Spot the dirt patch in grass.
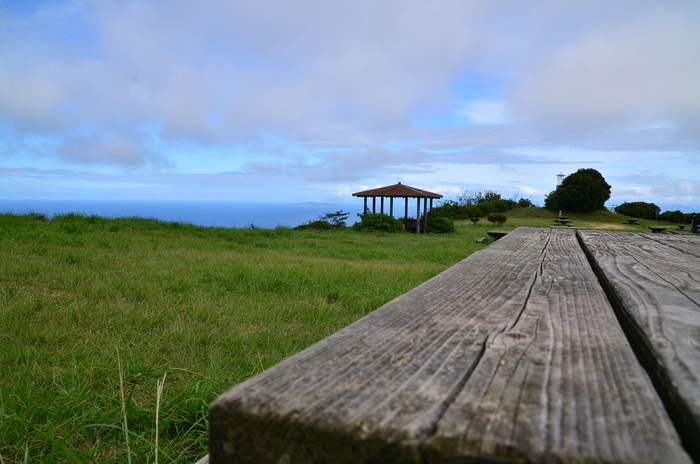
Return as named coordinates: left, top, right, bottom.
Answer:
left=588, top=224, right=629, bottom=230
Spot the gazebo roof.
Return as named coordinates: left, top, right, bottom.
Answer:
left=352, top=182, right=443, bottom=199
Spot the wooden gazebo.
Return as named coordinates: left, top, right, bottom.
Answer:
left=352, top=182, right=443, bottom=233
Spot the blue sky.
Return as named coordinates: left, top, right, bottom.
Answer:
left=1, top=0, right=699, bottom=211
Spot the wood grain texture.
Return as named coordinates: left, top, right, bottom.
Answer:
left=578, top=230, right=700, bottom=459
left=425, top=229, right=689, bottom=464
left=208, top=228, right=691, bottom=464
left=209, top=227, right=549, bottom=464
left=639, top=231, right=700, bottom=259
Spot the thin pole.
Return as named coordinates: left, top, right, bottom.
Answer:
left=364, top=197, right=367, bottom=214
left=423, top=197, right=428, bottom=232
left=372, top=197, right=376, bottom=213
left=381, top=197, right=384, bottom=214
left=416, top=197, right=421, bottom=234
left=404, top=198, right=408, bottom=220
left=390, top=197, right=394, bottom=217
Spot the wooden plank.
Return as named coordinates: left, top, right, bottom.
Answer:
left=425, top=228, right=690, bottom=464
left=578, top=230, right=700, bottom=459
left=639, top=231, right=700, bottom=259
left=208, top=228, right=691, bottom=464
left=209, top=227, right=550, bottom=464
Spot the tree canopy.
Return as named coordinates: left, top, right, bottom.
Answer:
left=544, top=168, right=611, bottom=212
left=616, top=202, right=659, bottom=220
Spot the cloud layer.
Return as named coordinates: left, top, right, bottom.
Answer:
left=1, top=0, right=699, bottom=207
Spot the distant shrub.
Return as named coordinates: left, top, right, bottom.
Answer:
left=295, top=210, right=349, bottom=230
left=518, top=198, right=534, bottom=208
left=616, top=201, right=659, bottom=220
left=658, top=210, right=689, bottom=224
left=295, top=220, right=334, bottom=231
left=431, top=201, right=482, bottom=220
left=427, top=216, right=455, bottom=233
left=353, top=213, right=405, bottom=233
left=470, top=217, right=479, bottom=225
left=318, top=210, right=349, bottom=229
left=487, top=213, right=507, bottom=226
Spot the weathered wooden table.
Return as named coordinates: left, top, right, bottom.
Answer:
left=649, top=226, right=667, bottom=233
left=207, top=228, right=700, bottom=464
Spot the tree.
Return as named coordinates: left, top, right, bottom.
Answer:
left=319, top=210, right=349, bottom=229
left=545, top=168, right=611, bottom=212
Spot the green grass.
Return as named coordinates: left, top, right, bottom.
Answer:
left=0, top=212, right=486, bottom=463
left=0, top=208, right=685, bottom=463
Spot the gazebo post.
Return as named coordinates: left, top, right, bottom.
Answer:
left=404, top=199, right=408, bottom=220
left=416, top=197, right=421, bottom=234
left=423, top=198, right=428, bottom=232
left=381, top=197, right=384, bottom=214
left=364, top=197, right=367, bottom=214
left=372, top=197, right=376, bottom=213
left=390, top=197, right=394, bottom=217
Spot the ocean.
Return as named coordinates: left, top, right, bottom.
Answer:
left=0, top=199, right=370, bottom=229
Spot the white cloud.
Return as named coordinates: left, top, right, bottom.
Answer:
left=0, top=0, right=699, bottom=211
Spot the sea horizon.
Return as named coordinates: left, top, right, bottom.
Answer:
left=0, top=199, right=373, bottom=229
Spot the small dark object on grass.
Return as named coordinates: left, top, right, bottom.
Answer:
left=487, top=213, right=507, bottom=226
left=470, top=217, right=479, bottom=225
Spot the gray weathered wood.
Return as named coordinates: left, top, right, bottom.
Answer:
left=424, top=228, right=690, bottom=464
left=209, top=227, right=549, bottom=463
left=640, top=231, right=700, bottom=259
left=208, top=228, right=691, bottom=464
left=578, top=230, right=700, bottom=458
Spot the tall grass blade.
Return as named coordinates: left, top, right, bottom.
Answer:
left=155, top=372, right=167, bottom=464
left=117, top=348, right=132, bottom=464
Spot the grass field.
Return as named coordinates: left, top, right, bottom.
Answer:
left=0, top=208, right=684, bottom=463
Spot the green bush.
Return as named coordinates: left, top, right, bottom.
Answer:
left=296, top=210, right=349, bottom=230
left=431, top=201, right=482, bottom=220
left=487, top=213, right=507, bottom=226
left=616, top=202, right=659, bottom=220
left=295, top=220, right=334, bottom=230
left=658, top=210, right=689, bottom=224
left=427, top=216, right=455, bottom=233
left=353, top=213, right=405, bottom=233
left=518, top=198, right=534, bottom=208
